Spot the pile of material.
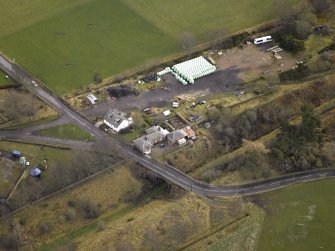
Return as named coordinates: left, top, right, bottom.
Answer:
left=171, top=56, right=216, bottom=85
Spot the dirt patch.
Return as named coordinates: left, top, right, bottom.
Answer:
left=216, top=44, right=297, bottom=82
left=107, top=85, right=139, bottom=98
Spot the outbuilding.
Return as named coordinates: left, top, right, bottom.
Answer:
left=29, top=167, right=41, bottom=177
left=87, top=94, right=98, bottom=105
left=11, top=150, right=21, bottom=158
left=163, top=110, right=171, bottom=116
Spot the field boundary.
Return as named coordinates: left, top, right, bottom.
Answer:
left=178, top=213, right=249, bottom=250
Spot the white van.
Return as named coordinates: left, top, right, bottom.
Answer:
left=254, top=36, right=272, bottom=45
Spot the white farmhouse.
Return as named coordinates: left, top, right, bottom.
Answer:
left=104, top=109, right=133, bottom=132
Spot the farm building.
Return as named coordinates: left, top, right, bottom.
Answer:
left=11, top=150, right=21, bottom=158
left=29, top=167, right=41, bottom=177
left=133, top=126, right=169, bottom=154
left=87, top=94, right=97, bottom=105
left=171, top=56, right=216, bottom=85
left=167, top=126, right=196, bottom=145
left=103, top=109, right=133, bottom=132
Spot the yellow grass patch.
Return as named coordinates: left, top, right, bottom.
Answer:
left=0, top=166, right=142, bottom=248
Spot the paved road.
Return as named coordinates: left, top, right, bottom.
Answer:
left=1, top=54, right=335, bottom=197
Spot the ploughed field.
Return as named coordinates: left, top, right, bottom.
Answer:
left=0, top=0, right=297, bottom=94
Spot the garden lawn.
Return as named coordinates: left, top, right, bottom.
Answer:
left=0, top=0, right=299, bottom=95
left=256, top=179, right=335, bottom=251
left=37, top=124, right=95, bottom=141
left=0, top=141, right=71, bottom=168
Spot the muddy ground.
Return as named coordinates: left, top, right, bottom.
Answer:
left=82, top=67, right=242, bottom=118
left=82, top=43, right=297, bottom=118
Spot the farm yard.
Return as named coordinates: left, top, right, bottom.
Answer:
left=80, top=42, right=298, bottom=119
left=0, top=0, right=298, bottom=95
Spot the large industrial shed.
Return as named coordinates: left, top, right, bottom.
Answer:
left=171, top=56, right=216, bottom=85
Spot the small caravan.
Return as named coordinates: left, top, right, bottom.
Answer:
left=254, top=36, right=272, bottom=45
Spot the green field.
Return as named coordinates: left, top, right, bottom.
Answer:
left=256, top=179, right=335, bottom=251
left=37, top=124, right=95, bottom=141
left=0, top=70, right=13, bottom=86
left=0, top=0, right=298, bottom=94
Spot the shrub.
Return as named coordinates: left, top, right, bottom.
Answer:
left=67, top=200, right=76, bottom=208
left=39, top=220, right=53, bottom=234
left=0, top=233, right=19, bottom=250
left=279, top=64, right=310, bottom=82
left=79, top=199, right=100, bottom=219
left=318, top=42, right=335, bottom=54
left=96, top=220, right=106, bottom=231
left=65, top=208, right=76, bottom=222
left=275, top=34, right=305, bottom=53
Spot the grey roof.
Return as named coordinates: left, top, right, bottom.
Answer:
left=133, top=126, right=168, bottom=153
left=145, top=126, right=169, bottom=135
left=133, top=138, right=153, bottom=154
left=167, top=129, right=187, bottom=143
left=104, top=109, right=129, bottom=128
left=29, top=167, right=41, bottom=177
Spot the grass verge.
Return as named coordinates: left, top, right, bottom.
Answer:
left=37, top=124, right=95, bottom=141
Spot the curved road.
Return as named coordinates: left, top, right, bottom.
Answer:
left=1, top=54, right=335, bottom=197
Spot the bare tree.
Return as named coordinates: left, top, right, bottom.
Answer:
left=3, top=90, right=39, bottom=121
left=180, top=32, right=197, bottom=55
left=206, top=28, right=227, bottom=50
left=295, top=20, right=312, bottom=39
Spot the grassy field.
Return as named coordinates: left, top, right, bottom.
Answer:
left=37, top=124, right=95, bottom=141
left=256, top=179, right=335, bottom=251
left=0, top=70, right=13, bottom=86
left=0, top=164, right=143, bottom=250
left=124, top=0, right=297, bottom=39
left=0, top=0, right=298, bottom=95
left=0, top=0, right=177, bottom=95
left=304, top=34, right=334, bottom=58
left=0, top=141, right=72, bottom=171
